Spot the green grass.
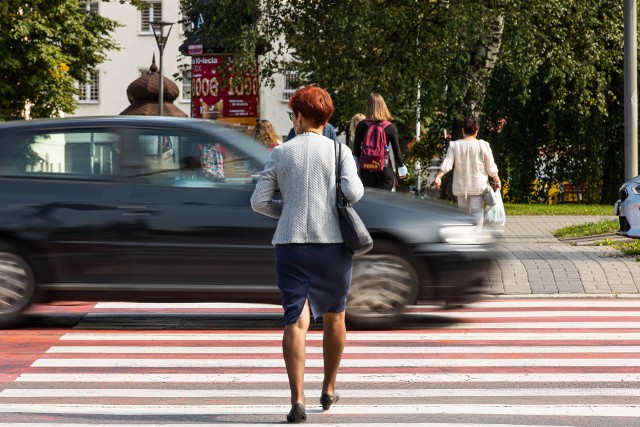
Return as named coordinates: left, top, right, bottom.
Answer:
left=424, top=197, right=615, bottom=216
left=553, top=218, right=640, bottom=261
left=593, top=238, right=640, bottom=260
left=553, top=219, right=619, bottom=238
left=504, top=203, right=614, bottom=216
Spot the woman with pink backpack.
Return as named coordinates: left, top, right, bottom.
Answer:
left=352, top=93, right=408, bottom=190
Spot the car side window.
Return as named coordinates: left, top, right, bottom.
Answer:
left=133, top=130, right=259, bottom=188
left=0, top=130, right=120, bottom=179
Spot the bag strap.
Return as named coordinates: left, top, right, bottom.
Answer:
left=334, top=141, right=342, bottom=194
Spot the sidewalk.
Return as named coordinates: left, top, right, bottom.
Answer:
left=487, top=215, right=640, bottom=296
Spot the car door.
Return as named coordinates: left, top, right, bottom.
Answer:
left=0, top=126, right=133, bottom=284
left=112, top=126, right=278, bottom=294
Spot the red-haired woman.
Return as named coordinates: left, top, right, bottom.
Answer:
left=251, top=86, right=364, bottom=423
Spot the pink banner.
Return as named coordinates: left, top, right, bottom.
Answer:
left=191, top=55, right=259, bottom=125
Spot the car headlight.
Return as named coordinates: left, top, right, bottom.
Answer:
left=633, top=184, right=640, bottom=195
left=439, top=225, right=492, bottom=245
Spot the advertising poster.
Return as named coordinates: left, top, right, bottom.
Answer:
left=190, top=55, right=259, bottom=126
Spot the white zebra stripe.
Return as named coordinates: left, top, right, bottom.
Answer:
left=0, top=424, right=575, bottom=427
left=470, top=301, right=640, bottom=308
left=2, top=388, right=640, bottom=398
left=93, top=302, right=281, bottom=309
left=76, top=320, right=640, bottom=329
left=30, top=358, right=640, bottom=368
left=58, top=332, right=640, bottom=341
left=0, top=403, right=638, bottom=417
left=92, top=300, right=640, bottom=308
left=15, top=373, right=640, bottom=383
left=44, top=345, right=640, bottom=354
left=410, top=311, right=640, bottom=318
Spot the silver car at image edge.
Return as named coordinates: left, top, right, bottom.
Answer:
left=616, top=175, right=640, bottom=238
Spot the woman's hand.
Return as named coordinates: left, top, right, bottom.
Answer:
left=492, top=177, right=501, bottom=190
left=434, top=176, right=442, bottom=189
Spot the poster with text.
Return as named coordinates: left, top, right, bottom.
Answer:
left=191, top=55, right=259, bottom=126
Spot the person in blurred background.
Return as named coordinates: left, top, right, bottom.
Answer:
left=251, top=85, right=364, bottom=423
left=434, top=117, right=501, bottom=228
left=347, top=113, right=365, bottom=152
left=352, top=93, right=407, bottom=190
left=254, top=119, right=282, bottom=151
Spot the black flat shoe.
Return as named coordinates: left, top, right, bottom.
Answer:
left=320, top=392, right=339, bottom=410
left=286, top=403, right=307, bottom=423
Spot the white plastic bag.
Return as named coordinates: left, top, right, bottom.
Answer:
left=484, top=189, right=506, bottom=226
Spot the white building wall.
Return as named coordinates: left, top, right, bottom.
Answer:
left=260, top=72, right=292, bottom=140
left=69, top=0, right=291, bottom=141
left=71, top=0, right=190, bottom=117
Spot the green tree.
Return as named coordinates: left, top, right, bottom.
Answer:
left=178, top=0, right=264, bottom=85
left=482, top=0, right=625, bottom=203
left=0, top=0, right=120, bottom=120
left=183, top=0, right=629, bottom=202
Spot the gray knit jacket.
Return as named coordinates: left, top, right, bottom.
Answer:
left=250, top=132, right=364, bottom=245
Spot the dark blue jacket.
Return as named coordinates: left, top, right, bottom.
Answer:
left=286, top=123, right=339, bottom=143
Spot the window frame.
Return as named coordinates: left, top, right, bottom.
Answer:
left=77, top=70, right=100, bottom=103
left=180, top=69, right=192, bottom=103
left=139, top=1, right=163, bottom=35
left=282, top=71, right=299, bottom=102
left=79, top=1, right=99, bottom=13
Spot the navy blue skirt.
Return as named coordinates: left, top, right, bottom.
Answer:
left=275, top=243, right=353, bottom=325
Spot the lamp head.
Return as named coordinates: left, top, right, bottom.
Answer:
left=151, top=20, right=175, bottom=51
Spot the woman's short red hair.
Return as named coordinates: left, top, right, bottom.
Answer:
left=288, top=85, right=334, bottom=128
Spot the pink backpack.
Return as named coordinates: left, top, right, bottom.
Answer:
left=359, top=120, right=390, bottom=172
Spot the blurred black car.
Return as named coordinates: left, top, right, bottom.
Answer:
left=0, top=116, right=493, bottom=328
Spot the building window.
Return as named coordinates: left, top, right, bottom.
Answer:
left=78, top=71, right=99, bottom=103
left=181, top=70, right=192, bottom=102
left=140, top=1, right=163, bottom=34
left=282, top=71, right=298, bottom=102
left=79, top=1, right=98, bottom=13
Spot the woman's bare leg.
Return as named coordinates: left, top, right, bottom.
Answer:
left=282, top=300, right=311, bottom=405
left=321, top=311, right=346, bottom=395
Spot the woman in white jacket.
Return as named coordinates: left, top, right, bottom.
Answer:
left=251, top=86, right=363, bottom=423
left=434, top=118, right=501, bottom=228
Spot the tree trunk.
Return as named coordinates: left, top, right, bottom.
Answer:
left=464, top=14, right=505, bottom=118
left=443, top=14, right=504, bottom=201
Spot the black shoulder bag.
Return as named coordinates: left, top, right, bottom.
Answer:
left=335, top=142, right=373, bottom=256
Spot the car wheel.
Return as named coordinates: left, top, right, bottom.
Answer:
left=0, top=243, right=35, bottom=328
left=346, top=240, right=419, bottom=328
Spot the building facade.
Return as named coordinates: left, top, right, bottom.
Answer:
left=70, top=0, right=293, bottom=140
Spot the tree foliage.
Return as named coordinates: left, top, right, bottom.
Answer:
left=183, top=0, right=628, bottom=202
left=482, top=0, right=625, bottom=203
left=0, top=0, right=122, bottom=120
left=177, top=0, right=265, bottom=87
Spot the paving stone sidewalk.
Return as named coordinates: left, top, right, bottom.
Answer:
left=486, top=215, right=640, bottom=296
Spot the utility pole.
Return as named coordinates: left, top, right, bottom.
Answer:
left=624, top=0, right=638, bottom=180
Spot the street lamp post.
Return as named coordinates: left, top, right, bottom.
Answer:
left=151, top=20, right=174, bottom=117
left=624, top=0, right=638, bottom=180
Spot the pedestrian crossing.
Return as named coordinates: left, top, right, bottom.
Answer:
left=1, top=298, right=640, bottom=425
